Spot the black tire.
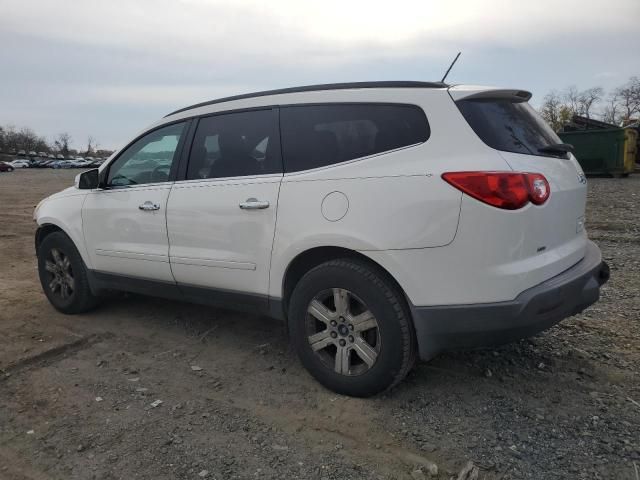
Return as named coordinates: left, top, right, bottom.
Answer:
left=37, top=231, right=98, bottom=314
left=289, top=258, right=416, bottom=397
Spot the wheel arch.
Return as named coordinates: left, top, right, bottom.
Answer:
left=279, top=246, right=411, bottom=322
left=35, top=222, right=90, bottom=268
left=35, top=223, right=65, bottom=252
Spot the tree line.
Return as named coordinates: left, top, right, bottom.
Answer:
left=0, top=126, right=110, bottom=157
left=539, top=76, right=640, bottom=132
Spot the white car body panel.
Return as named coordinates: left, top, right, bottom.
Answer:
left=34, top=188, right=92, bottom=267
left=82, top=183, right=174, bottom=282
left=166, top=175, right=282, bottom=295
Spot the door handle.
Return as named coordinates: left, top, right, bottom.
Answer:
left=139, top=201, right=160, bottom=211
left=239, top=198, right=270, bottom=210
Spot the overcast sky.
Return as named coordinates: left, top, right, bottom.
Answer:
left=1, top=0, right=638, bottom=150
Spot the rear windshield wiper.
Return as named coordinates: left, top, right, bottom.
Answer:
left=538, top=143, right=574, bottom=155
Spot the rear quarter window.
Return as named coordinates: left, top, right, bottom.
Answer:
left=280, top=104, right=429, bottom=173
left=457, top=99, right=565, bottom=158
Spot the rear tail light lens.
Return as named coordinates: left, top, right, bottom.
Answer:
left=526, top=173, right=550, bottom=205
left=442, top=171, right=550, bottom=210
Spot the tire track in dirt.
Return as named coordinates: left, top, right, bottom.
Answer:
left=1, top=333, right=113, bottom=380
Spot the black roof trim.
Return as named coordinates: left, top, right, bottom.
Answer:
left=165, top=81, right=448, bottom=117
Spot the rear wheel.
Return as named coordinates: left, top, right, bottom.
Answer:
left=37, top=231, right=98, bottom=314
left=289, top=258, right=415, bottom=397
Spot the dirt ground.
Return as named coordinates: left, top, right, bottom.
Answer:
left=0, top=169, right=638, bottom=480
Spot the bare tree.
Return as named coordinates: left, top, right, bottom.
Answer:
left=3, top=125, right=18, bottom=151
left=578, top=87, right=604, bottom=120
left=601, top=89, right=621, bottom=125
left=615, top=76, right=640, bottom=123
left=54, top=133, right=72, bottom=157
left=563, top=85, right=582, bottom=116
left=14, top=127, right=40, bottom=152
left=540, top=91, right=566, bottom=131
left=85, top=136, right=98, bottom=156
left=539, top=91, right=574, bottom=132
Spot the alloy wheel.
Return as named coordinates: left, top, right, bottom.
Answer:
left=44, top=248, right=75, bottom=300
left=306, top=288, right=381, bottom=376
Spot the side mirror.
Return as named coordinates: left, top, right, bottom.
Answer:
left=75, top=169, right=100, bottom=189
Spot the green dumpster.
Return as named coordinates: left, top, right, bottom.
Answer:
left=559, top=128, right=636, bottom=177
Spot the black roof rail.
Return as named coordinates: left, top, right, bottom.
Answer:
left=165, top=81, right=448, bottom=117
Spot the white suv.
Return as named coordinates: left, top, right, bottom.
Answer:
left=34, top=81, right=609, bottom=397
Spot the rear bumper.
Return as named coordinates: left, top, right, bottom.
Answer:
left=411, top=241, right=609, bottom=360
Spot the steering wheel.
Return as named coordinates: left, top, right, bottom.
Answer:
left=150, top=165, right=170, bottom=183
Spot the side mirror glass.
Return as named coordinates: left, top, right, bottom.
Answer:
left=75, top=169, right=100, bottom=189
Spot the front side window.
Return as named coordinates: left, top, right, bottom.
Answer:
left=456, top=99, right=565, bottom=158
left=186, top=109, right=281, bottom=180
left=107, top=122, right=186, bottom=186
left=280, top=104, right=430, bottom=173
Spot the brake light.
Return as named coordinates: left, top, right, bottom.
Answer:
left=526, top=173, right=550, bottom=205
left=442, top=172, right=550, bottom=210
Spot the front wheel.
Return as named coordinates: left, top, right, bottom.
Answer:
left=37, top=231, right=98, bottom=314
left=289, top=258, right=416, bottom=397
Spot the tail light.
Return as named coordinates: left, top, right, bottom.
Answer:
left=442, top=171, right=550, bottom=210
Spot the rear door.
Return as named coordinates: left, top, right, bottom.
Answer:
left=166, top=108, right=282, bottom=301
left=452, top=90, right=588, bottom=260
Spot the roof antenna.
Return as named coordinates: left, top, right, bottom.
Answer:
left=441, top=52, right=461, bottom=83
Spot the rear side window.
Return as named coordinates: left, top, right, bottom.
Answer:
left=457, top=99, right=565, bottom=158
left=280, top=104, right=429, bottom=173
left=186, top=109, right=281, bottom=180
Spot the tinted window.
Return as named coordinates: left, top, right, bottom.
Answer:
left=107, top=122, right=185, bottom=186
left=457, top=99, right=565, bottom=158
left=186, top=109, right=280, bottom=180
left=280, top=104, right=429, bottom=172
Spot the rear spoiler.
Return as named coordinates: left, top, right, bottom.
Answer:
left=448, top=86, right=532, bottom=103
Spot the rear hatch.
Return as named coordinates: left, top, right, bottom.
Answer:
left=449, top=86, right=588, bottom=279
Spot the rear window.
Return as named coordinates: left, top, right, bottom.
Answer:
left=456, top=99, right=565, bottom=158
left=280, top=104, right=429, bottom=173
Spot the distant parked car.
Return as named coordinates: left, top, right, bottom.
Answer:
left=17, top=150, right=26, bottom=157
left=28, top=151, right=37, bottom=157
left=56, top=154, right=65, bottom=160
left=35, top=159, right=55, bottom=168
left=0, top=161, right=14, bottom=172
left=10, top=159, right=30, bottom=168
left=38, top=151, right=47, bottom=158
left=48, top=154, right=56, bottom=159
left=51, top=160, right=73, bottom=169
left=69, top=159, right=91, bottom=168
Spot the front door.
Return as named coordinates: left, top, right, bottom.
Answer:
left=166, top=108, right=282, bottom=299
left=83, top=122, right=187, bottom=282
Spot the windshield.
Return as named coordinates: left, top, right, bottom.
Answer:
left=456, top=98, right=565, bottom=158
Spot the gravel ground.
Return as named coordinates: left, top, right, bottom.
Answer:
left=0, top=169, right=638, bottom=480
